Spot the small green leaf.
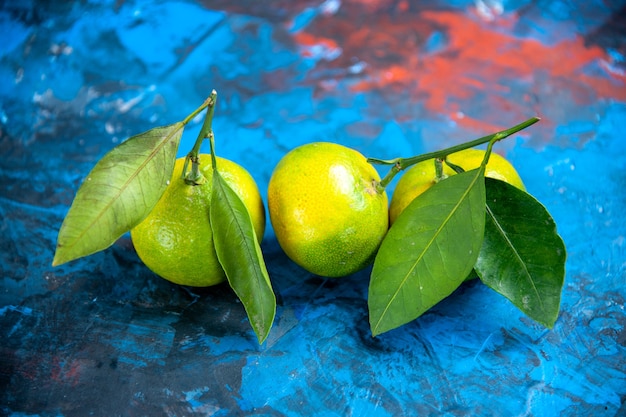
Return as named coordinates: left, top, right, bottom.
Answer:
left=210, top=170, right=276, bottom=344
left=369, top=169, right=486, bottom=336
left=53, top=123, right=184, bottom=266
left=475, top=178, right=566, bottom=328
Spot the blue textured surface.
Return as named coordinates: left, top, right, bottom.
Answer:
left=1, top=1, right=625, bottom=416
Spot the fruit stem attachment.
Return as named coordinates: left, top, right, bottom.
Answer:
left=434, top=158, right=447, bottom=182
left=183, top=90, right=218, bottom=185
left=482, top=135, right=498, bottom=167
left=370, top=116, right=540, bottom=193
left=208, top=129, right=218, bottom=171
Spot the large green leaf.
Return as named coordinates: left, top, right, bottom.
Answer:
left=53, top=123, right=184, bottom=266
left=475, top=178, right=566, bottom=328
left=369, top=169, right=486, bottom=336
left=210, top=170, right=276, bottom=344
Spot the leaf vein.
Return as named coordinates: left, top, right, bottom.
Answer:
left=62, top=125, right=182, bottom=254
left=486, top=203, right=544, bottom=310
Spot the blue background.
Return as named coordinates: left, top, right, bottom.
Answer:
left=1, top=0, right=625, bottom=416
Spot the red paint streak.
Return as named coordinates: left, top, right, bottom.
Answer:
left=17, top=356, right=42, bottom=381
left=580, top=71, right=626, bottom=100
left=355, top=11, right=623, bottom=102
left=380, top=65, right=413, bottom=84
left=345, top=0, right=395, bottom=11
left=397, top=0, right=409, bottom=13
left=292, top=8, right=625, bottom=140
left=292, top=32, right=340, bottom=59
left=450, top=113, right=508, bottom=135
left=50, top=355, right=84, bottom=387
left=50, top=356, right=63, bottom=382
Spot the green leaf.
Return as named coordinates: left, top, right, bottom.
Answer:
left=53, top=123, right=184, bottom=266
left=475, top=178, right=566, bottom=328
left=369, top=169, right=486, bottom=336
left=210, top=170, right=276, bottom=344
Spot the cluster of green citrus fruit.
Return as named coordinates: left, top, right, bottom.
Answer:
left=131, top=143, right=524, bottom=285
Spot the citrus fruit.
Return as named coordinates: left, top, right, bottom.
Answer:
left=131, top=155, right=265, bottom=287
left=268, top=142, right=388, bottom=277
left=389, top=148, right=525, bottom=224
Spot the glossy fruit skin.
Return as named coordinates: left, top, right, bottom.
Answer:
left=268, top=142, right=388, bottom=278
left=131, top=155, right=265, bottom=287
left=389, top=148, right=525, bottom=224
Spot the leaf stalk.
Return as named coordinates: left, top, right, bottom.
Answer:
left=183, top=90, right=218, bottom=184
left=370, top=116, right=540, bottom=191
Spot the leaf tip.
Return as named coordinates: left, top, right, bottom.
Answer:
left=369, top=316, right=385, bottom=338
left=251, top=310, right=275, bottom=345
left=51, top=248, right=65, bottom=267
left=256, top=330, right=271, bottom=345
left=541, top=315, right=558, bottom=330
